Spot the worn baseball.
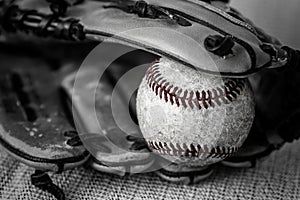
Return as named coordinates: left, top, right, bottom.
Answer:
left=136, top=58, right=255, bottom=166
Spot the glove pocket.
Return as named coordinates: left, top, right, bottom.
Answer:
left=0, top=55, right=89, bottom=173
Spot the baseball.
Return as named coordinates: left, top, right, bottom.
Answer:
left=136, top=58, right=255, bottom=166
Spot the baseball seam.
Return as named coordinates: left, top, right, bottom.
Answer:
left=146, top=61, right=246, bottom=110
left=147, top=141, right=238, bottom=159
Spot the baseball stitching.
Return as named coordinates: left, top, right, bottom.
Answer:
left=147, top=141, right=238, bottom=159
left=146, top=61, right=246, bottom=110
left=143, top=60, right=245, bottom=159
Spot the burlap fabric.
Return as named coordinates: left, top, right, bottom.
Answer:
left=0, top=140, right=299, bottom=200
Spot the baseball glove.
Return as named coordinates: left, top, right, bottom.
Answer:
left=0, top=42, right=90, bottom=200
left=0, top=0, right=300, bottom=199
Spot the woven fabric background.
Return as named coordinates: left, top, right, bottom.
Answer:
left=0, top=141, right=299, bottom=200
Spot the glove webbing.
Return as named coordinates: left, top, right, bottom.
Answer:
left=0, top=4, right=85, bottom=41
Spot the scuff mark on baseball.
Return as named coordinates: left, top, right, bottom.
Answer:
left=136, top=58, right=255, bottom=167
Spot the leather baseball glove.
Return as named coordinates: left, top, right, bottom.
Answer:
left=0, top=0, right=300, bottom=199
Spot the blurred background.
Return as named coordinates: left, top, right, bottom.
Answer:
left=231, top=0, right=300, bottom=49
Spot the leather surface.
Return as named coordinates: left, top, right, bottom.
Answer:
left=14, top=0, right=280, bottom=77
left=61, top=47, right=158, bottom=175
left=0, top=48, right=89, bottom=172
